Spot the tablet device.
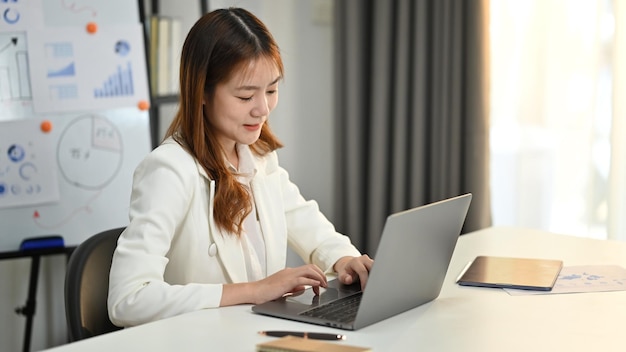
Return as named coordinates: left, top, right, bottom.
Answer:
left=456, top=256, right=563, bottom=291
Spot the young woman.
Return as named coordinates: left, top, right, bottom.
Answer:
left=107, top=7, right=373, bottom=327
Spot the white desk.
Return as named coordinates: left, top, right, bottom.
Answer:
left=45, top=227, right=626, bottom=352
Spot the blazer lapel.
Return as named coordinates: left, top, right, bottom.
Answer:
left=206, top=179, right=248, bottom=283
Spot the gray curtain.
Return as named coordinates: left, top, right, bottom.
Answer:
left=334, top=0, right=491, bottom=254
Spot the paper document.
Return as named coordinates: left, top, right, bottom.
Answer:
left=505, top=265, right=626, bottom=296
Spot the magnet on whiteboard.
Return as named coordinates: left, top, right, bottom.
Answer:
left=138, top=100, right=150, bottom=111
left=40, top=120, right=52, bottom=133
left=86, top=22, right=98, bottom=34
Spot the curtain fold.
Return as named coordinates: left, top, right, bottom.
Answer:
left=334, top=0, right=491, bottom=254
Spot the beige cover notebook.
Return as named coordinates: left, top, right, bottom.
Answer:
left=256, top=336, right=371, bottom=352
left=456, top=256, right=563, bottom=291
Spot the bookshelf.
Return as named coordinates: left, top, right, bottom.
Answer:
left=138, top=0, right=207, bottom=148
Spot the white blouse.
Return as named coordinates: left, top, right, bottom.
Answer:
left=231, top=144, right=266, bottom=281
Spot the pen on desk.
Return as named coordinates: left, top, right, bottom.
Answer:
left=258, top=330, right=346, bottom=341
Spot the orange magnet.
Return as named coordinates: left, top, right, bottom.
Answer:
left=86, top=22, right=98, bottom=34
left=40, top=120, right=52, bottom=133
left=138, top=100, right=150, bottom=111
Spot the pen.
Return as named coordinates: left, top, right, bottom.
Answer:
left=258, top=330, right=347, bottom=341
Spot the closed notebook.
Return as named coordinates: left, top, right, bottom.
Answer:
left=256, top=336, right=371, bottom=352
left=456, top=256, right=563, bottom=291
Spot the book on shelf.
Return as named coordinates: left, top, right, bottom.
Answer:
left=148, top=15, right=159, bottom=95
left=148, top=15, right=182, bottom=97
left=156, top=15, right=170, bottom=96
left=169, top=18, right=181, bottom=94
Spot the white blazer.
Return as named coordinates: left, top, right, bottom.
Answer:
left=108, top=138, right=361, bottom=327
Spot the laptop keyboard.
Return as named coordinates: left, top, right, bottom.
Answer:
left=299, top=292, right=362, bottom=323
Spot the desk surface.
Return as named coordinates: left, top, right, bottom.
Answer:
left=45, top=227, right=626, bottom=352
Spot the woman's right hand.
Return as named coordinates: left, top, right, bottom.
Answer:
left=220, top=264, right=328, bottom=306
left=220, top=264, right=328, bottom=307
left=252, top=264, right=328, bottom=304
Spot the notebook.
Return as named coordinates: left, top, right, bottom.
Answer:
left=251, top=193, right=472, bottom=330
left=256, top=336, right=371, bottom=352
left=456, top=255, right=563, bottom=291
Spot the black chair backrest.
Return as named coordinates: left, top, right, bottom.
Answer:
left=65, top=227, right=125, bottom=341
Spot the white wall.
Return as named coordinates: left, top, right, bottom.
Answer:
left=160, top=0, right=337, bottom=218
left=0, top=1, right=336, bottom=350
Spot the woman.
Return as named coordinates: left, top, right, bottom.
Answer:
left=107, top=7, right=373, bottom=327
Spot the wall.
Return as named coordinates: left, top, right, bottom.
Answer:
left=157, top=0, right=336, bottom=219
left=0, top=0, right=336, bottom=350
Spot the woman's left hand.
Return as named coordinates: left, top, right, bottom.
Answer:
left=333, top=255, right=374, bottom=290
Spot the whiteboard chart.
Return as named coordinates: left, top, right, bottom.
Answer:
left=0, top=0, right=151, bottom=251
left=41, top=0, right=139, bottom=27
left=93, top=62, right=135, bottom=98
left=27, top=23, right=149, bottom=113
left=57, top=114, right=123, bottom=190
left=0, top=32, right=30, bottom=101
left=0, top=119, right=59, bottom=209
left=0, top=109, right=150, bottom=251
left=0, top=0, right=45, bottom=32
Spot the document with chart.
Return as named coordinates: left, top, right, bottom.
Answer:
left=505, top=265, right=626, bottom=295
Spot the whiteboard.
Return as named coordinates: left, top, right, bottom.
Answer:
left=0, top=0, right=151, bottom=251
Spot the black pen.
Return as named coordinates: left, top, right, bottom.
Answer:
left=259, top=330, right=346, bottom=340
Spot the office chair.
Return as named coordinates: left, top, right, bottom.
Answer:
left=65, top=227, right=125, bottom=341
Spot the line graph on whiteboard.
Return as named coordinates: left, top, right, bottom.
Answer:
left=60, top=0, right=97, bottom=18
left=42, top=0, right=138, bottom=27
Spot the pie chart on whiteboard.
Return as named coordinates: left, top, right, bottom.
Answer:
left=57, top=115, right=123, bottom=190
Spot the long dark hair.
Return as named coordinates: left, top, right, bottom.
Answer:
left=164, top=8, right=284, bottom=236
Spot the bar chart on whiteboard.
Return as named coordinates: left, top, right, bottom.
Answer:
left=0, top=32, right=31, bottom=100
left=94, top=62, right=135, bottom=98
left=27, top=23, right=149, bottom=113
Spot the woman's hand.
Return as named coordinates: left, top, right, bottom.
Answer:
left=333, top=255, right=374, bottom=290
left=249, top=264, right=328, bottom=305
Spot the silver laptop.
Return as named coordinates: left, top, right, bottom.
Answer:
left=251, top=193, right=472, bottom=330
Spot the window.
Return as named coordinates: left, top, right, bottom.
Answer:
left=489, top=0, right=624, bottom=240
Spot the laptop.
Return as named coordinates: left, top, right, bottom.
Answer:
left=456, top=255, right=563, bottom=291
left=251, top=193, right=472, bottom=330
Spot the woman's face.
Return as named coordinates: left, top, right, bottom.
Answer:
left=205, top=58, right=281, bottom=152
